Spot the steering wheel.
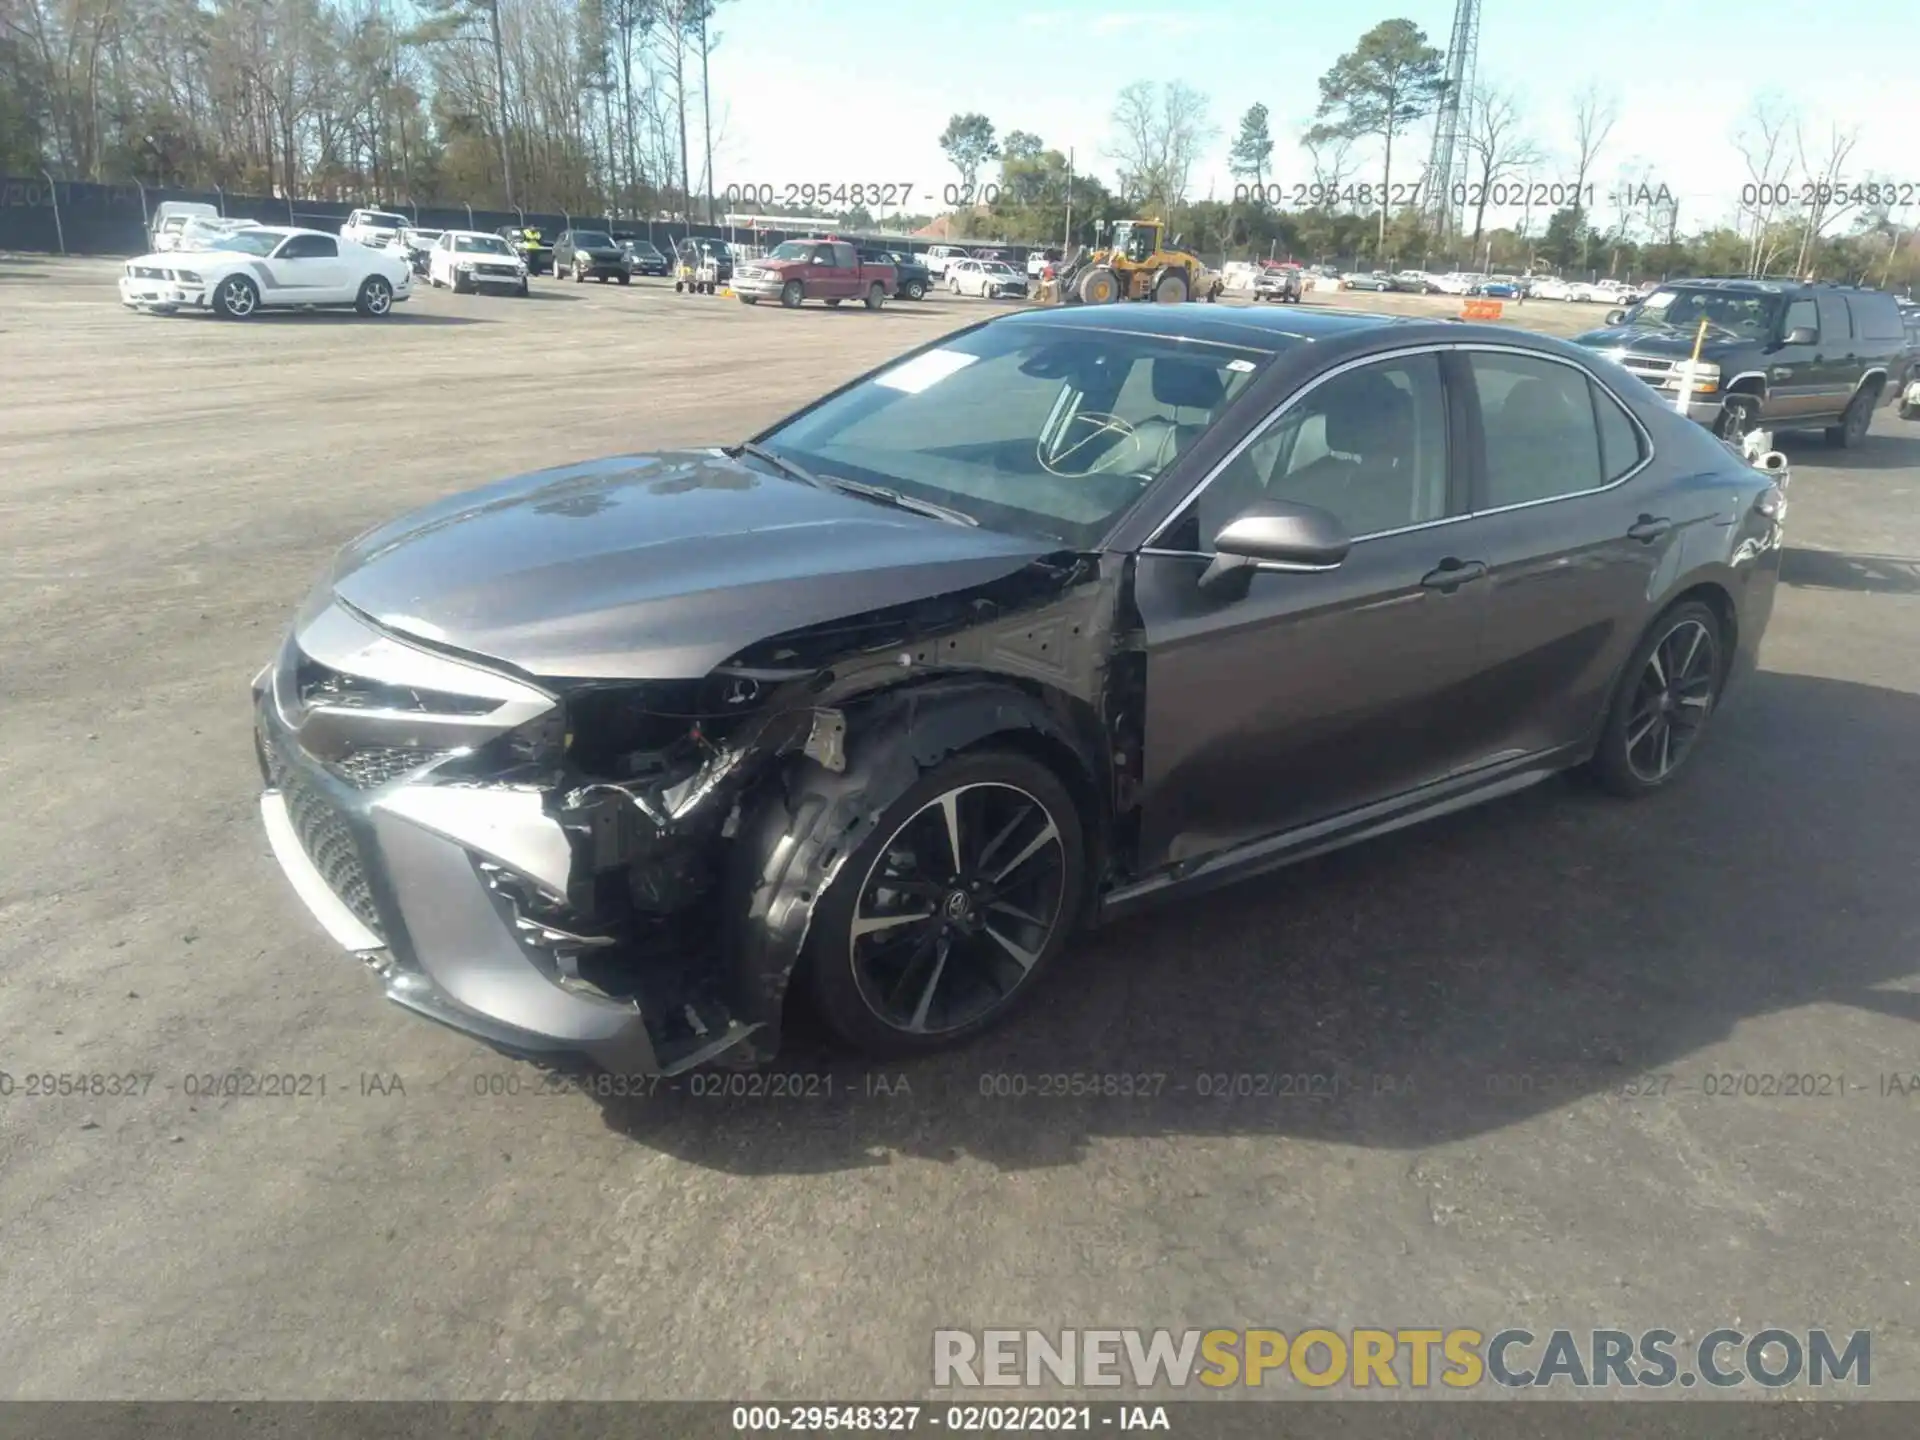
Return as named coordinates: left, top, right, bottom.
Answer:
left=1039, top=411, right=1141, bottom=477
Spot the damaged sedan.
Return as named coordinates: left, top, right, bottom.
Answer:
left=253, top=305, right=1786, bottom=1074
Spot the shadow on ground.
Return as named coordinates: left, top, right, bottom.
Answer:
left=583, top=669, right=1920, bottom=1173
left=1781, top=548, right=1920, bottom=595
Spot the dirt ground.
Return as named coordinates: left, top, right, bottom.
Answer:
left=2, top=255, right=1918, bottom=1404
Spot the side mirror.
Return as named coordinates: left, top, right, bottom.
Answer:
left=1199, top=499, right=1351, bottom=596
left=1604, top=308, right=1626, bottom=326
left=1783, top=325, right=1817, bottom=346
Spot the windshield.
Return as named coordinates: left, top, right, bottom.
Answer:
left=206, top=231, right=282, bottom=256
left=982, top=263, right=1017, bottom=276
left=754, top=321, right=1277, bottom=547
left=768, top=241, right=814, bottom=261
left=1625, top=287, right=1780, bottom=338
left=456, top=235, right=514, bottom=255
left=359, top=213, right=406, bottom=229
left=573, top=231, right=614, bottom=248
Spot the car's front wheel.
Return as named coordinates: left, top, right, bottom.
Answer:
left=355, top=275, right=394, bottom=317
left=1588, top=601, right=1724, bottom=797
left=806, top=750, right=1086, bottom=1057
left=780, top=280, right=803, bottom=308
left=211, top=274, right=259, bottom=319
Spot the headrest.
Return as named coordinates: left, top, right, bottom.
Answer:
left=1151, top=358, right=1226, bottom=412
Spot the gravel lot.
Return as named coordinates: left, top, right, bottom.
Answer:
left=2, top=255, right=1917, bottom=1402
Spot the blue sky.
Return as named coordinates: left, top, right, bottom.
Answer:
left=704, top=0, right=1911, bottom=231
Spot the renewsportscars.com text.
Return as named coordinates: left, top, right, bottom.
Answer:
left=933, top=1327, right=1871, bottom=1390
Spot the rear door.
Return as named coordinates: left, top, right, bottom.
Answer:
left=1811, top=292, right=1857, bottom=420
left=1450, top=346, right=1692, bottom=761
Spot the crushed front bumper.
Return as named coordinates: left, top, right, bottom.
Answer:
left=251, top=601, right=760, bottom=1075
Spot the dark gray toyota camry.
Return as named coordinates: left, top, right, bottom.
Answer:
left=253, top=303, right=1787, bottom=1074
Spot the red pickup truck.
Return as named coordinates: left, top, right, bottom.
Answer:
left=734, top=239, right=897, bottom=309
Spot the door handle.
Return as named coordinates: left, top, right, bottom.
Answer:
left=1627, top=514, right=1672, bottom=543
left=1420, top=558, right=1487, bottom=591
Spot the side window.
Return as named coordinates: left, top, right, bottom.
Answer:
left=1469, top=351, right=1605, bottom=508
left=1816, top=294, right=1851, bottom=345
left=833, top=243, right=855, bottom=267
left=1848, top=294, right=1903, bottom=343
left=1783, top=297, right=1818, bottom=340
left=279, top=234, right=337, bottom=260
left=1592, top=380, right=1644, bottom=483
left=1163, top=352, right=1449, bottom=551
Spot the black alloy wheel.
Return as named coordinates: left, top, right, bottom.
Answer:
left=1590, top=602, right=1723, bottom=796
left=809, top=752, right=1084, bottom=1056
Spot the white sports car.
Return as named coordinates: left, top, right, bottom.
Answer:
left=118, top=225, right=413, bottom=318
left=425, top=230, right=530, bottom=295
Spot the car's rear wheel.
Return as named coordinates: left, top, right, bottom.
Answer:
left=211, top=274, right=259, bottom=319
left=807, top=750, right=1086, bottom=1058
left=1826, top=387, right=1875, bottom=447
left=355, top=275, right=394, bottom=317
left=617, top=272, right=630, bottom=285
left=865, top=283, right=886, bottom=310
left=780, top=280, right=803, bottom=308
left=1588, top=601, right=1724, bottom=797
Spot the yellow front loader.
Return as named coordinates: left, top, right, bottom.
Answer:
left=1033, top=220, right=1222, bottom=306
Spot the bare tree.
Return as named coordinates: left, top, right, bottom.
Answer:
left=1732, top=94, right=1795, bottom=277
left=1567, top=84, right=1617, bottom=268
left=1303, top=129, right=1357, bottom=202
left=1458, top=85, right=1539, bottom=247
left=1791, top=119, right=1860, bottom=278
left=1104, top=78, right=1214, bottom=210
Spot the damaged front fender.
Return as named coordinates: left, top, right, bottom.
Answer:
left=718, top=679, right=1106, bottom=1046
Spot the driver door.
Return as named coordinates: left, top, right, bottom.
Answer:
left=1131, top=349, right=1498, bottom=870
left=270, top=233, right=349, bottom=302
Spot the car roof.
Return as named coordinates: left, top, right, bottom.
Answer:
left=996, top=302, right=1426, bottom=350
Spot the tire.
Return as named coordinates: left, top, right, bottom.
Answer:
left=354, top=275, right=394, bottom=317
left=780, top=280, right=804, bottom=308
left=1587, top=601, right=1725, bottom=797
left=949, top=278, right=961, bottom=294
left=865, top=283, right=886, bottom=310
left=805, top=749, right=1087, bottom=1058
left=597, top=273, right=608, bottom=283
left=574, top=265, right=585, bottom=284
left=451, top=270, right=469, bottom=295
left=618, top=272, right=630, bottom=285
left=1825, top=386, right=1875, bottom=448
left=740, top=295, right=759, bottom=305
left=1076, top=267, right=1120, bottom=305
left=516, top=281, right=529, bottom=297
left=210, top=273, right=260, bottom=319
left=906, top=279, right=926, bottom=300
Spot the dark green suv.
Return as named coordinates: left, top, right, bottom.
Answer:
left=1573, top=278, right=1906, bottom=446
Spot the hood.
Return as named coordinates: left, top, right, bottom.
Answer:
left=581, top=246, right=625, bottom=259
left=328, top=450, right=1056, bottom=681
left=1573, top=325, right=1746, bottom=359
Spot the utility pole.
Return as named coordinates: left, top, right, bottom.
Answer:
left=1063, top=147, right=1074, bottom=251
left=700, top=3, right=716, bottom=224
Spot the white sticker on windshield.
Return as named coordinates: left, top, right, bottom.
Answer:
left=1226, top=358, right=1257, bottom=372
left=874, top=348, right=979, bottom=394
